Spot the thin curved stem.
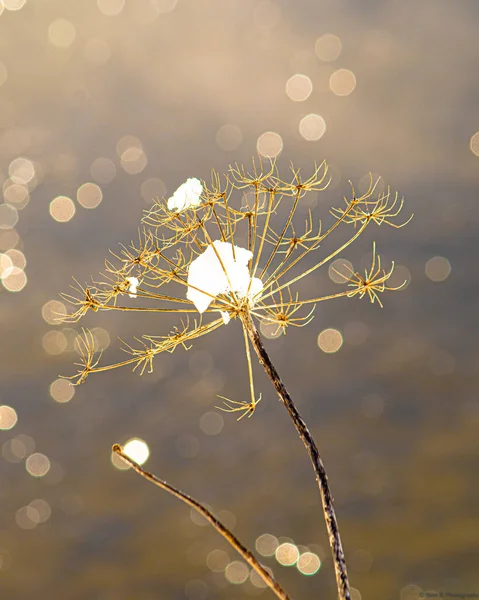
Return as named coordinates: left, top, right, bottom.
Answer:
left=112, top=445, right=292, bottom=600
left=240, top=313, right=351, bottom=600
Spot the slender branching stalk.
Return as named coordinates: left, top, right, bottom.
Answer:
left=112, top=444, right=292, bottom=600
left=63, top=158, right=411, bottom=600
left=241, top=311, right=350, bottom=600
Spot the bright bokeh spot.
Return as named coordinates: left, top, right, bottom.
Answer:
left=90, top=157, right=116, bottom=184
left=257, top=131, right=283, bottom=158
left=299, top=114, right=326, bottom=141
left=97, top=0, right=125, bottom=16
left=297, top=551, right=321, bottom=575
left=26, top=453, right=51, bottom=477
left=225, top=561, right=249, bottom=584
left=260, top=321, right=282, bottom=339
left=0, top=203, right=19, bottom=229
left=256, top=533, right=279, bottom=557
left=329, top=258, right=353, bottom=283
left=199, top=411, right=224, bottom=435
left=470, top=131, right=479, bottom=157
left=5, top=249, right=26, bottom=269
left=116, top=134, right=142, bottom=156
left=216, top=124, right=243, bottom=151
left=0, top=405, right=18, bottom=430
left=42, top=330, right=68, bottom=355
left=0, top=253, right=13, bottom=279
left=315, top=33, right=342, bottom=61
left=2, top=267, right=27, bottom=292
left=123, top=438, right=150, bottom=465
left=4, top=182, right=29, bottom=209
left=42, top=300, right=67, bottom=324
left=77, top=182, right=103, bottom=209
left=9, top=157, right=35, bottom=184
left=250, top=569, right=269, bottom=588
left=285, top=74, right=313, bottom=102
left=330, top=69, right=357, bottom=96
left=49, top=196, right=75, bottom=222
left=317, top=328, right=343, bottom=353
left=48, top=19, right=76, bottom=49
left=275, top=542, right=299, bottom=566
left=49, top=378, right=75, bottom=403
left=2, top=0, right=27, bottom=11
left=425, top=256, right=451, bottom=282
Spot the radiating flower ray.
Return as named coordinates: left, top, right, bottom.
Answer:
left=63, top=158, right=410, bottom=391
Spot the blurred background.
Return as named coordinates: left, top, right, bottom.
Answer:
left=0, top=0, right=478, bottom=599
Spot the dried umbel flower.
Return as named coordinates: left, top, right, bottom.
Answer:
left=62, top=158, right=411, bottom=600
left=63, top=158, right=410, bottom=418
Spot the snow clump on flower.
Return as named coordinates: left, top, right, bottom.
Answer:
left=187, top=240, right=263, bottom=318
left=126, top=277, right=139, bottom=298
left=167, top=178, right=203, bottom=212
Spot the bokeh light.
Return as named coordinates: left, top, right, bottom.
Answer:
left=224, top=560, right=249, bottom=584
left=317, top=328, right=343, bottom=353
left=257, top=131, right=283, bottom=158
left=2, top=267, right=27, bottom=292
left=296, top=551, right=321, bottom=575
left=329, top=258, right=354, bottom=283
left=425, top=256, right=451, bottom=282
left=4, top=182, right=29, bottom=210
left=42, top=300, right=67, bottom=325
left=329, top=69, right=357, bottom=96
left=77, top=182, right=103, bottom=209
left=199, top=411, right=224, bottom=435
left=216, top=124, right=243, bottom=151
left=255, top=533, right=279, bottom=557
left=206, top=549, right=229, bottom=572
left=97, top=0, right=125, bottom=17
left=0, top=253, right=13, bottom=279
left=315, top=33, right=342, bottom=62
left=49, top=196, right=76, bottom=222
left=9, top=157, right=35, bottom=185
left=141, top=177, right=167, bottom=203
left=299, top=114, right=326, bottom=141
left=285, top=74, right=313, bottom=102
left=28, top=499, right=52, bottom=524
left=122, top=438, right=150, bottom=465
left=42, top=330, right=68, bottom=355
left=26, top=453, right=51, bottom=477
left=0, top=203, right=19, bottom=229
left=275, top=542, right=299, bottom=566
left=0, top=405, right=18, bottom=430
left=49, top=378, right=75, bottom=403
left=90, top=157, right=116, bottom=184
left=470, top=131, right=479, bottom=157
left=2, top=0, right=27, bottom=11
left=48, top=19, right=76, bottom=49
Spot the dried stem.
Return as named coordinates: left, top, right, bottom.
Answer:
left=241, top=313, right=351, bottom=600
left=112, top=444, right=292, bottom=600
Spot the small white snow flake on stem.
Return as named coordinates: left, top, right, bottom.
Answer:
left=126, top=277, right=139, bottom=298
left=186, top=240, right=263, bottom=316
left=167, top=178, right=203, bottom=212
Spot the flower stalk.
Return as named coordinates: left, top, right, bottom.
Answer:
left=241, top=311, right=350, bottom=600
left=112, top=444, right=292, bottom=600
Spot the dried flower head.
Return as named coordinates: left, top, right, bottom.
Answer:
left=62, top=158, right=411, bottom=418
